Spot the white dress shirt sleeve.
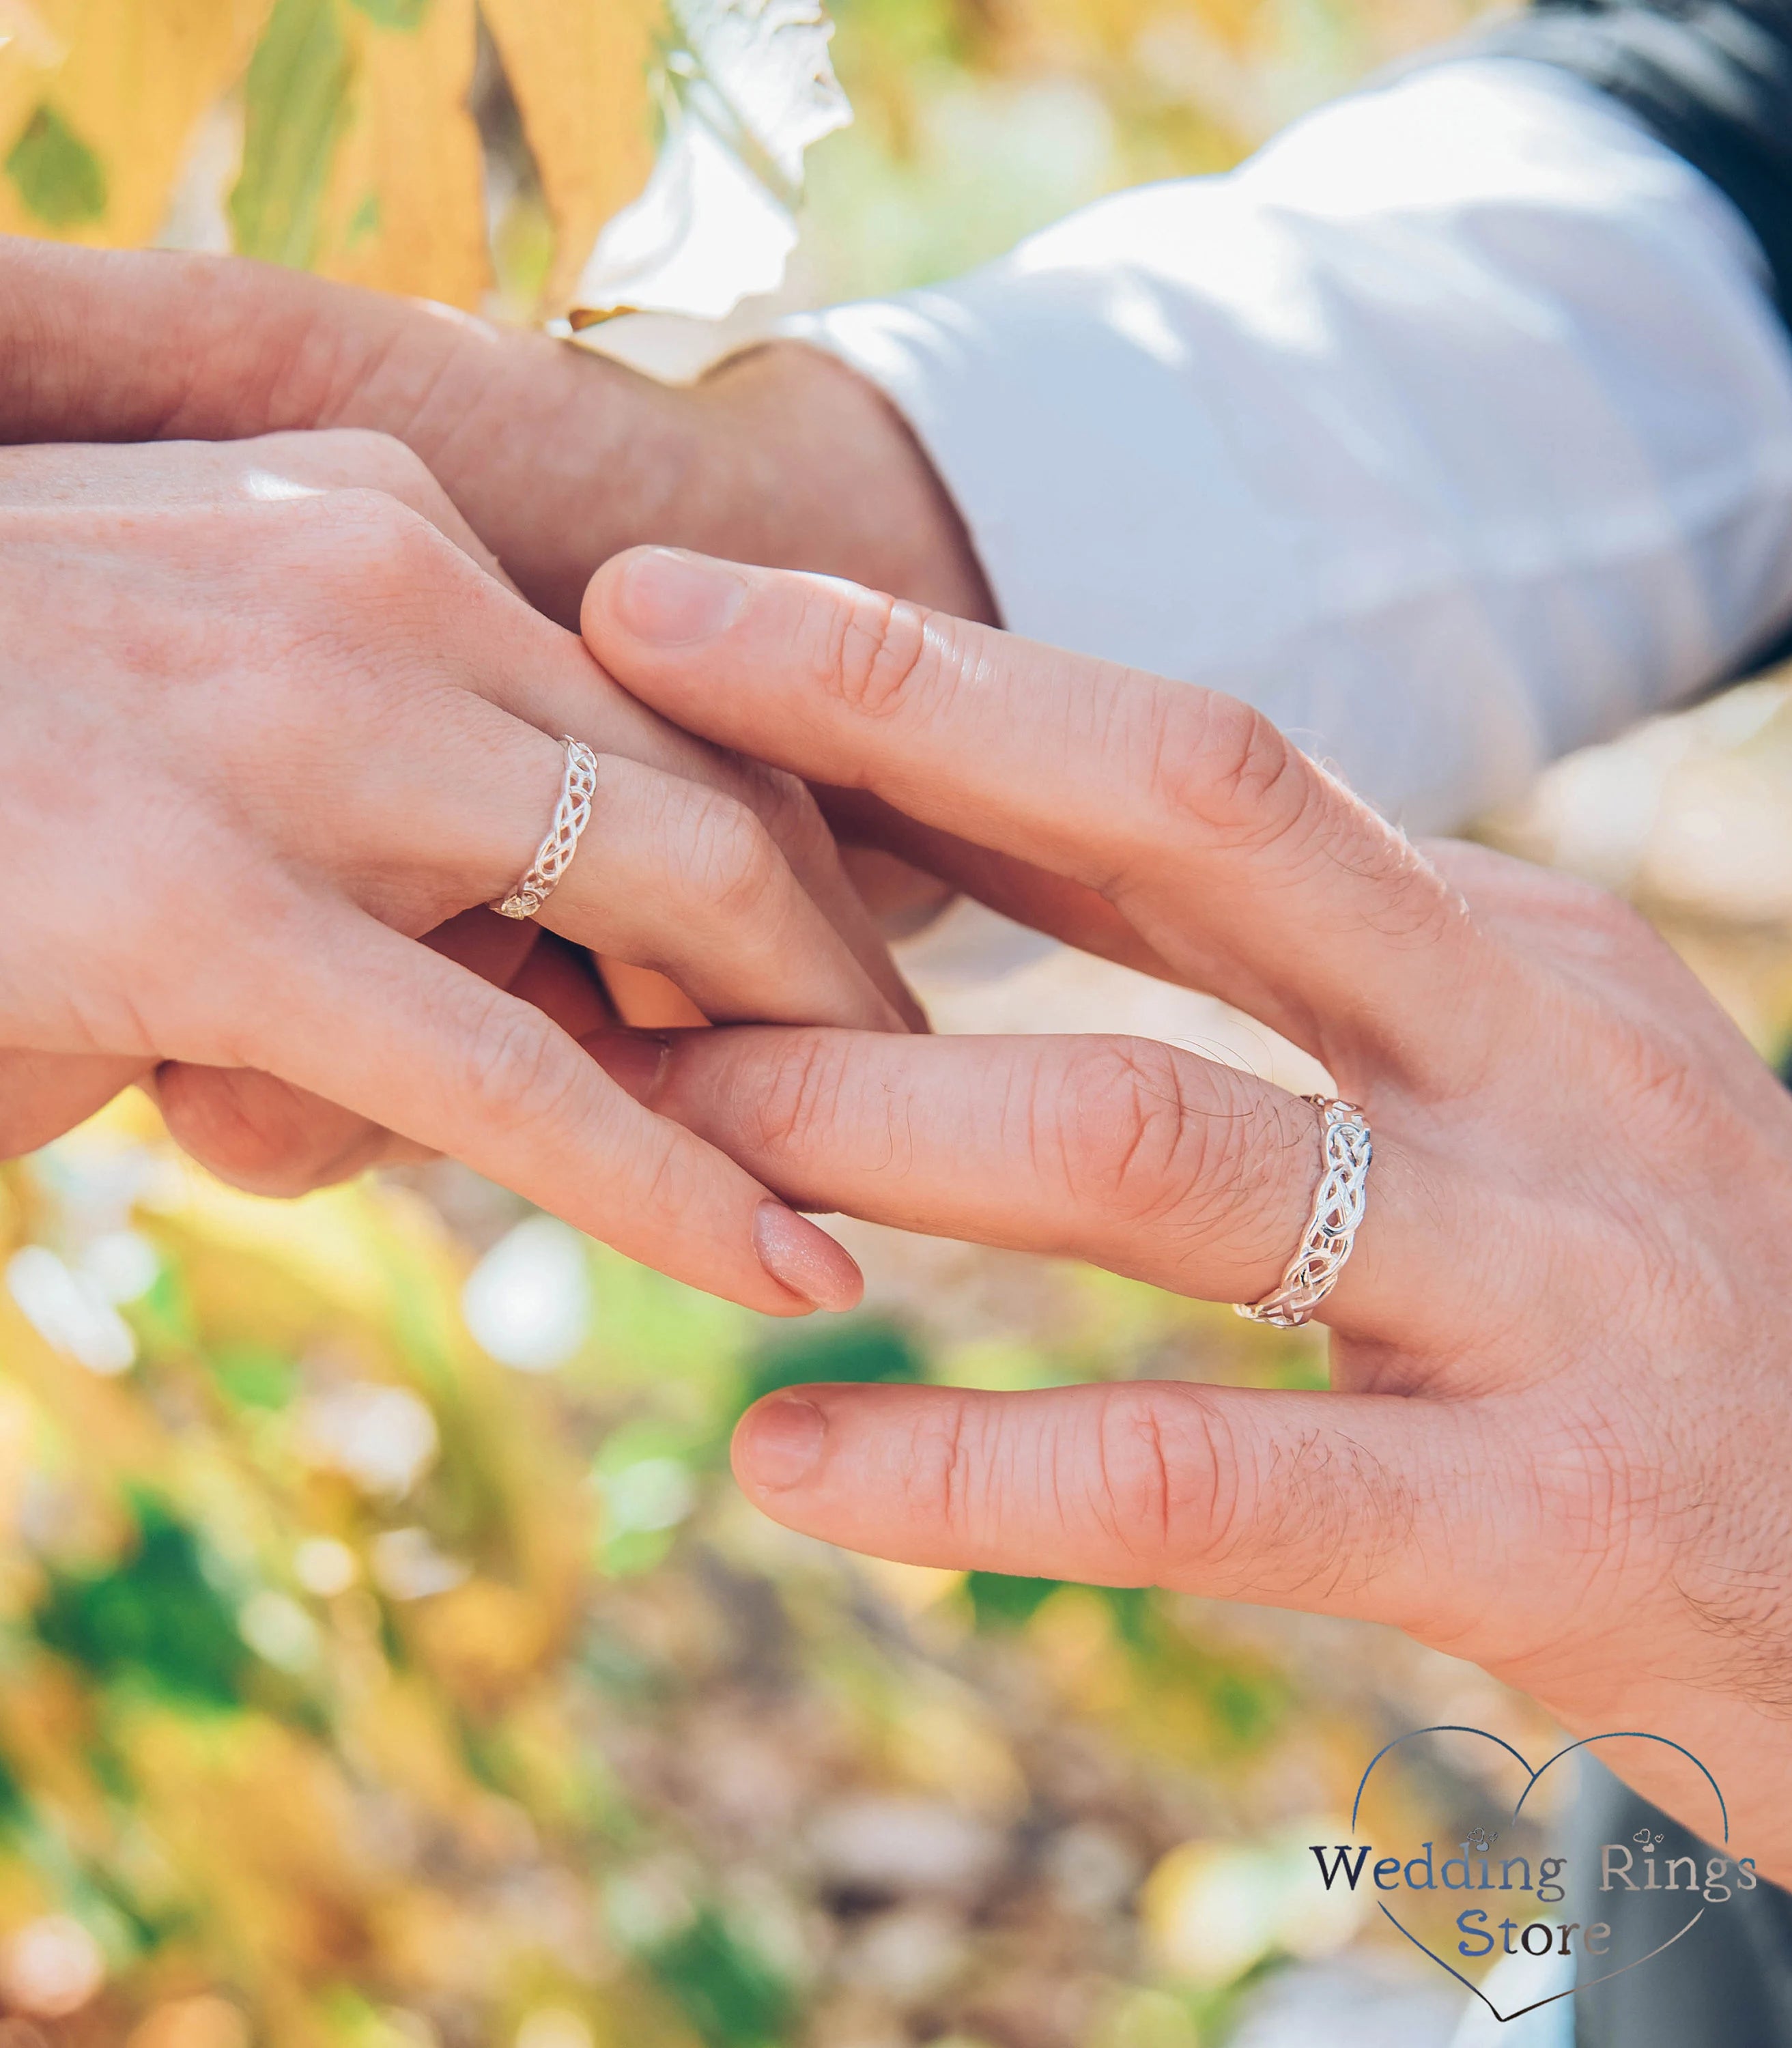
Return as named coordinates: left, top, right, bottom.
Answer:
left=780, top=57, right=1792, bottom=834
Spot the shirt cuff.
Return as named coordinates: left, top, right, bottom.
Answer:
left=780, top=58, right=1792, bottom=831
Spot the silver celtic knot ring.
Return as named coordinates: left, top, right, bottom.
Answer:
left=491, top=737, right=599, bottom=920
left=1234, top=1094, right=1372, bottom=1328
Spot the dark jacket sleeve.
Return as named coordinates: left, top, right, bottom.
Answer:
left=1475, top=0, right=1792, bottom=322
left=1471, top=0, right=1792, bottom=676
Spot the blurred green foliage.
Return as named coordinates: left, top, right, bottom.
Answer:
left=0, top=1097, right=1412, bottom=2047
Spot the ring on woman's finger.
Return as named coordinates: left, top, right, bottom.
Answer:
left=1234, top=1095, right=1372, bottom=1327
left=492, top=736, right=599, bottom=920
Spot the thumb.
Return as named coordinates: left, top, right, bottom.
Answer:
left=732, top=1379, right=1491, bottom=1631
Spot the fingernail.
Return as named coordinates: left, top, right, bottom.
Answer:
left=753, top=1199, right=863, bottom=1313
left=737, top=1394, right=827, bottom=1490
left=615, top=547, right=748, bottom=644
left=591, top=1030, right=671, bottom=1105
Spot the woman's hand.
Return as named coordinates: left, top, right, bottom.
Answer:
left=0, top=446, right=918, bottom=1313
left=582, top=547, right=1792, bottom=1876
left=0, top=236, right=995, bottom=950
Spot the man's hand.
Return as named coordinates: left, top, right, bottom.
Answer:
left=0, top=236, right=993, bottom=629
left=576, top=545, right=1792, bottom=1881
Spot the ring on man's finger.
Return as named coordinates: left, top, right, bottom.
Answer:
left=1234, top=1095, right=1371, bottom=1327
left=492, top=736, right=599, bottom=920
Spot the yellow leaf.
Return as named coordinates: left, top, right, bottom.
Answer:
left=0, top=0, right=270, bottom=244
left=481, top=0, right=660, bottom=309
left=311, top=0, right=487, bottom=304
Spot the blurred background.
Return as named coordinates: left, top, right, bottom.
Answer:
left=3, top=0, right=1788, bottom=2043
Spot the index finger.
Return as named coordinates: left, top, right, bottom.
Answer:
left=726, top=1376, right=1494, bottom=1636
left=171, top=884, right=865, bottom=1319
left=584, top=550, right=1496, bottom=1083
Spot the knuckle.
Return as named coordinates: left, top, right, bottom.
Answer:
left=313, top=486, right=457, bottom=597
left=620, top=1118, right=709, bottom=1230
left=1055, top=1038, right=1236, bottom=1230
left=677, top=786, right=785, bottom=926
left=1460, top=842, right=1656, bottom=952
left=327, top=430, right=461, bottom=532
left=907, top=1395, right=984, bottom=1544
left=743, top=1029, right=857, bottom=1161
left=1145, top=694, right=1458, bottom=950
left=1087, top=1384, right=1181, bottom=1565
left=1073, top=1383, right=1246, bottom=1581
left=291, top=425, right=433, bottom=496
left=732, top=758, right=828, bottom=857
left=456, top=995, right=583, bottom=1135
left=1149, top=692, right=1307, bottom=842
left=807, top=584, right=937, bottom=720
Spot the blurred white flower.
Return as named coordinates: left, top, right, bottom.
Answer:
left=294, top=1536, right=359, bottom=1597
left=1145, top=1840, right=1287, bottom=1989
left=0, top=0, right=66, bottom=68
left=5, top=1245, right=137, bottom=1375
left=1045, top=1821, right=1143, bottom=1916
left=599, top=1456, right=695, bottom=1535
left=808, top=1796, right=1002, bottom=1899
left=371, top=1526, right=470, bottom=1601
left=837, top=1904, right=967, bottom=2000
left=80, top=1228, right=160, bottom=1305
left=239, top=1589, right=321, bottom=1672
left=0, top=1914, right=105, bottom=2017
left=28, top=1130, right=166, bottom=1229
left=298, top=1383, right=438, bottom=1497
left=1143, top=1826, right=1366, bottom=1991
left=461, top=1215, right=593, bottom=1372
left=569, top=0, right=851, bottom=322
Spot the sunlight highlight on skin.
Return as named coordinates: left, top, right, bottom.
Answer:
left=239, top=469, right=327, bottom=502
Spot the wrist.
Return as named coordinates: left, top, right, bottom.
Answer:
left=393, top=328, right=997, bottom=629
left=672, top=339, right=997, bottom=622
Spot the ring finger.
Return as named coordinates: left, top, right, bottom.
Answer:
left=275, top=687, right=909, bottom=1036
left=595, top=1023, right=1533, bottom=1355
left=535, top=752, right=911, bottom=1031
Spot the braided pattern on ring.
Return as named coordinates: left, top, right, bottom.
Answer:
left=1234, top=1095, right=1372, bottom=1328
left=492, top=737, right=599, bottom=920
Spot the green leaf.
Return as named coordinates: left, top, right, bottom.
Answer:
left=965, top=1572, right=1156, bottom=1642
left=35, top=1501, right=248, bottom=1710
left=231, top=0, right=353, bottom=266
left=4, top=104, right=107, bottom=229
left=646, top=1907, right=791, bottom=2048
left=210, top=1343, right=298, bottom=1411
left=743, top=1313, right=924, bottom=1408
left=964, top=1571, right=1063, bottom=1630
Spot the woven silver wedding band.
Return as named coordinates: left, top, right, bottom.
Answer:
left=491, top=737, right=599, bottom=920
left=1234, top=1094, right=1372, bottom=1328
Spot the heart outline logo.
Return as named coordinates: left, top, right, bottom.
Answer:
left=1349, top=1726, right=1729, bottom=2025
